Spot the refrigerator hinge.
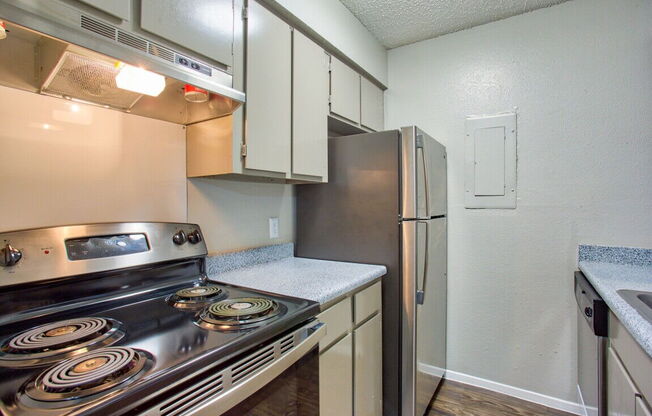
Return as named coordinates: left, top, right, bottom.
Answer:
left=416, top=134, right=424, bottom=148
left=242, top=6, right=248, bottom=20
left=240, top=144, right=247, bottom=157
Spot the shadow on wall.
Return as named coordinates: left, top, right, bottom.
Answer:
left=187, top=177, right=295, bottom=253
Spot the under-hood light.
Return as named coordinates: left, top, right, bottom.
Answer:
left=115, top=63, right=165, bottom=97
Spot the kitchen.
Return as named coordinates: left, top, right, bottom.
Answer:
left=0, top=0, right=650, bottom=415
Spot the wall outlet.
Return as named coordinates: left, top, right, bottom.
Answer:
left=268, top=217, right=279, bottom=239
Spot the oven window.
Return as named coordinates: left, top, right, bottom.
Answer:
left=224, top=347, right=319, bottom=416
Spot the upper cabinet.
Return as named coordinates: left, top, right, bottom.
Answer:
left=361, top=76, right=384, bottom=131
left=140, top=0, right=234, bottom=68
left=186, top=0, right=328, bottom=183
left=75, top=0, right=131, bottom=21
left=292, top=30, right=329, bottom=180
left=330, top=56, right=360, bottom=124
left=330, top=56, right=384, bottom=132
left=243, top=0, right=292, bottom=175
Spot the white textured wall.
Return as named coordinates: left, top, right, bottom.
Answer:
left=386, top=0, right=652, bottom=403
left=275, top=0, right=387, bottom=85
left=0, top=86, right=187, bottom=231
left=187, top=178, right=294, bottom=253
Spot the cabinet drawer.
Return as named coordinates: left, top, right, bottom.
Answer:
left=354, top=282, right=381, bottom=324
left=318, top=297, right=352, bottom=350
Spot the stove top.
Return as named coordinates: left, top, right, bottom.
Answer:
left=0, top=223, right=320, bottom=416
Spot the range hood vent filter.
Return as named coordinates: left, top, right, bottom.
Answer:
left=41, top=51, right=142, bottom=110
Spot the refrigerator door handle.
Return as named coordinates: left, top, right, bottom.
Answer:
left=417, top=135, right=431, bottom=219
left=416, top=220, right=429, bottom=305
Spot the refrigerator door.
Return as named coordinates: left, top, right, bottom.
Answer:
left=401, top=127, right=447, bottom=220
left=402, top=218, right=447, bottom=416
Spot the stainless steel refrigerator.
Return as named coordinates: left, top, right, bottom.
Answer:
left=296, top=126, right=447, bottom=416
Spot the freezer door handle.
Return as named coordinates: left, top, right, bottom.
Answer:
left=417, top=135, right=431, bottom=219
left=416, top=220, right=430, bottom=305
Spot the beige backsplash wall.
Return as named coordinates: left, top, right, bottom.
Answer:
left=187, top=178, right=294, bottom=254
left=0, top=85, right=295, bottom=253
left=0, top=85, right=187, bottom=231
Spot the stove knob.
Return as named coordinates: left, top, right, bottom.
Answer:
left=1, top=244, right=22, bottom=267
left=188, top=230, right=202, bottom=244
left=172, top=230, right=188, bottom=245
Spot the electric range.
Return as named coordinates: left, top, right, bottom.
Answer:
left=0, top=222, right=323, bottom=416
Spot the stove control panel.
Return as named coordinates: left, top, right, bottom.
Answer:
left=0, top=244, right=22, bottom=267
left=0, top=222, right=208, bottom=287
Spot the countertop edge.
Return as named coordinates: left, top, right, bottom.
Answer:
left=318, top=274, right=383, bottom=312
left=578, top=261, right=652, bottom=358
left=208, top=256, right=387, bottom=309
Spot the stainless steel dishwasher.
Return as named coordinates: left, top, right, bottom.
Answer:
left=576, top=271, right=609, bottom=416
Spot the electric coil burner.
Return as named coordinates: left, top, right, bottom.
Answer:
left=197, top=297, right=284, bottom=330
left=167, top=284, right=226, bottom=309
left=23, top=347, right=148, bottom=403
left=0, top=222, right=321, bottom=416
left=0, top=318, right=124, bottom=367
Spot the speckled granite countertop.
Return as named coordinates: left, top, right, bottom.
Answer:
left=206, top=243, right=387, bottom=310
left=578, top=245, right=652, bottom=357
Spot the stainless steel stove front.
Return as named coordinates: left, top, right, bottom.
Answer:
left=139, top=320, right=324, bottom=416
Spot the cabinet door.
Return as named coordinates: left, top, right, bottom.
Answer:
left=608, top=347, right=637, bottom=416
left=141, top=0, right=233, bottom=67
left=76, top=0, right=131, bottom=20
left=244, top=0, right=292, bottom=174
left=354, top=314, right=382, bottom=416
left=330, top=56, right=360, bottom=124
left=320, top=333, right=353, bottom=416
left=292, top=30, right=328, bottom=179
left=637, top=397, right=652, bottom=416
left=361, top=77, right=384, bottom=131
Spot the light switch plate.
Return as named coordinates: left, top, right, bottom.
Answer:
left=464, top=112, right=517, bottom=209
left=268, top=217, right=279, bottom=239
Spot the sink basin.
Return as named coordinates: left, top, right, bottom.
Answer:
left=618, top=290, right=652, bottom=324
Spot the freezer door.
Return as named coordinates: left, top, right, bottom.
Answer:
left=401, top=127, right=447, bottom=220
left=402, top=218, right=447, bottom=416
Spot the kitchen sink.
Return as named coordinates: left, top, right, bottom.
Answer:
left=618, top=290, right=652, bottom=324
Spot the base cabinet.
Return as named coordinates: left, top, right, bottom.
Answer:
left=354, top=314, right=383, bottom=416
left=319, top=333, right=353, bottom=416
left=637, top=397, right=652, bottom=416
left=608, top=347, right=637, bottom=416
left=608, top=313, right=652, bottom=416
left=317, top=282, right=383, bottom=416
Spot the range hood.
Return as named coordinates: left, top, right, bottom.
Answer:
left=0, top=2, right=244, bottom=125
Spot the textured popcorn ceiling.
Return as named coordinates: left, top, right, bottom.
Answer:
left=339, top=0, right=570, bottom=48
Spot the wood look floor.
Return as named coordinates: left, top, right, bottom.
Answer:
left=427, top=380, right=575, bottom=416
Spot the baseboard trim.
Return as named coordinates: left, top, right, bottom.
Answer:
left=443, top=369, right=584, bottom=415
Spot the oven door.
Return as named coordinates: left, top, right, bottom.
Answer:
left=141, top=321, right=325, bottom=416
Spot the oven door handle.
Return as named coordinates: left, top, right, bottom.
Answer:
left=187, top=321, right=326, bottom=416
